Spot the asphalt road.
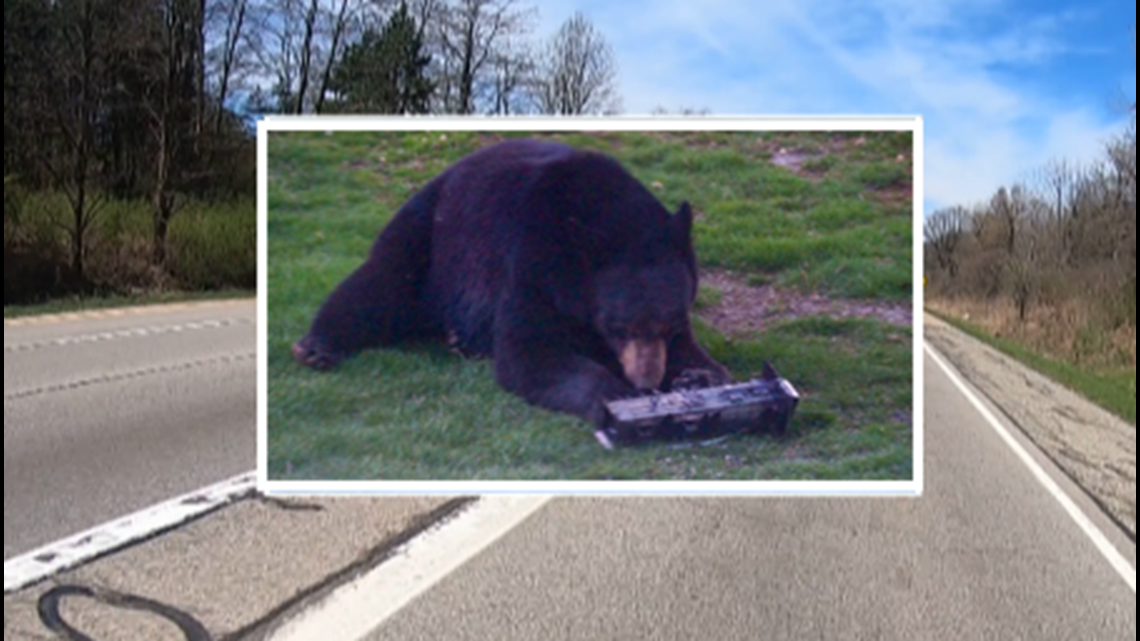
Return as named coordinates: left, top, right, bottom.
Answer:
left=363, top=348, right=1136, bottom=641
left=3, top=300, right=257, bottom=560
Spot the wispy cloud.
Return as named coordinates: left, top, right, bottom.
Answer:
left=538, top=0, right=1136, bottom=212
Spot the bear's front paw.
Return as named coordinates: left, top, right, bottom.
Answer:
left=292, top=336, right=344, bottom=371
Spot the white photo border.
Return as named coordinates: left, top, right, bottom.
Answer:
left=257, top=115, right=924, bottom=497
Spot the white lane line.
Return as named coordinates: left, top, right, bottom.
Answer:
left=4, top=318, right=252, bottom=353
left=4, top=351, right=257, bottom=401
left=264, top=495, right=554, bottom=641
left=924, top=341, right=1136, bottom=592
left=4, top=472, right=257, bottom=594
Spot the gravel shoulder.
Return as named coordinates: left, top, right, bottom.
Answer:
left=925, top=312, right=1136, bottom=538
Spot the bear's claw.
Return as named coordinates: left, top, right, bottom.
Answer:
left=671, top=367, right=729, bottom=390
left=292, top=337, right=343, bottom=371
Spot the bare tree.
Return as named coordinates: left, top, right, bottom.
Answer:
left=1038, top=158, right=1080, bottom=265
left=436, top=0, right=533, bottom=114
left=145, top=0, right=204, bottom=268
left=1039, top=159, right=1074, bottom=223
left=293, top=0, right=320, bottom=113
left=989, top=184, right=1029, bottom=256
left=406, top=0, right=443, bottom=36
left=193, top=0, right=206, bottom=147
left=1107, top=123, right=1136, bottom=208
left=210, top=0, right=249, bottom=131
left=313, top=0, right=354, bottom=113
left=485, top=36, right=533, bottom=114
left=961, top=203, right=1007, bottom=297
left=535, top=11, right=620, bottom=115
left=924, top=206, right=966, bottom=279
left=42, top=0, right=117, bottom=284
left=924, top=26, right=1136, bottom=357
left=245, top=0, right=302, bottom=112
left=1007, top=221, right=1042, bottom=322
left=1109, top=125, right=1136, bottom=268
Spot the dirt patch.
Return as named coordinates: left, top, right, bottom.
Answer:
left=769, top=148, right=818, bottom=173
left=761, top=136, right=914, bottom=210
left=925, top=313, right=1136, bottom=538
left=478, top=132, right=508, bottom=147
left=696, top=269, right=912, bottom=336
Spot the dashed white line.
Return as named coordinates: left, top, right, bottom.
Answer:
left=4, top=351, right=257, bottom=401
left=4, top=472, right=257, bottom=594
left=4, top=318, right=251, bottom=354
left=924, top=341, right=1136, bottom=593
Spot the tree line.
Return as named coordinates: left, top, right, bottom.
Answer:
left=4, top=0, right=622, bottom=302
left=243, top=0, right=621, bottom=117
left=924, top=119, right=1135, bottom=356
left=924, top=29, right=1136, bottom=361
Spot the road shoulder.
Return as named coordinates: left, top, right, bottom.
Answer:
left=925, top=313, right=1136, bottom=539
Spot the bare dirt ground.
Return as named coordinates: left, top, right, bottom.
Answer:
left=696, top=269, right=912, bottom=336
left=925, top=313, right=1136, bottom=539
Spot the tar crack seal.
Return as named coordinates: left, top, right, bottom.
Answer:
left=37, top=584, right=213, bottom=641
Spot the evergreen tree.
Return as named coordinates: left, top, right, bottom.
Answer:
left=329, top=2, right=433, bottom=114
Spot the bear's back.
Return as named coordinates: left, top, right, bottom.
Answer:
left=420, top=138, right=676, bottom=355
left=433, top=139, right=666, bottom=239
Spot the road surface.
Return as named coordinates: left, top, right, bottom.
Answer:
left=2, top=315, right=1134, bottom=641
left=3, top=300, right=257, bottom=560
left=357, top=345, right=1135, bottom=641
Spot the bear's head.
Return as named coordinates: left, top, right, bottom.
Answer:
left=590, top=202, right=698, bottom=391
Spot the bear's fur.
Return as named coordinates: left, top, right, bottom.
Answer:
left=293, top=139, right=729, bottom=426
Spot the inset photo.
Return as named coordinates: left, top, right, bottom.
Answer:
left=259, top=117, right=922, bottom=493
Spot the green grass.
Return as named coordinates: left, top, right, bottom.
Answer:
left=930, top=310, right=1136, bottom=426
left=7, top=192, right=256, bottom=300
left=694, top=284, right=724, bottom=311
left=267, top=131, right=915, bottom=481
left=166, top=199, right=258, bottom=290
left=802, top=155, right=839, bottom=173
left=853, top=162, right=909, bottom=190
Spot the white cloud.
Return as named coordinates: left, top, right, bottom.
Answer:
left=531, top=1, right=1131, bottom=211
left=923, top=107, right=1124, bottom=215
left=1038, top=109, right=1125, bottom=167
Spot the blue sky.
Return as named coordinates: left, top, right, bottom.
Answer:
left=532, top=0, right=1137, bottom=215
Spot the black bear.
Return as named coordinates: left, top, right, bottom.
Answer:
left=292, top=138, right=730, bottom=426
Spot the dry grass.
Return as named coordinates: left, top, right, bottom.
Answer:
left=926, top=296, right=1136, bottom=369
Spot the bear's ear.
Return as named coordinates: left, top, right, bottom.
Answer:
left=672, top=201, right=693, bottom=243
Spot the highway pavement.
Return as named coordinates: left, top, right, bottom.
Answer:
left=359, top=342, right=1135, bottom=641
left=3, top=300, right=257, bottom=560
left=2, top=312, right=1134, bottom=641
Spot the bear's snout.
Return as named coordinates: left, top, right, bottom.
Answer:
left=618, top=339, right=667, bottom=391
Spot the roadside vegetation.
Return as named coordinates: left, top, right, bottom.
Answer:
left=924, top=115, right=1135, bottom=421
left=5, top=1, right=257, bottom=311
left=4, top=0, right=627, bottom=314
left=929, top=310, right=1135, bottom=426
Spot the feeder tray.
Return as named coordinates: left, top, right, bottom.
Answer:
left=595, top=362, right=800, bottom=449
